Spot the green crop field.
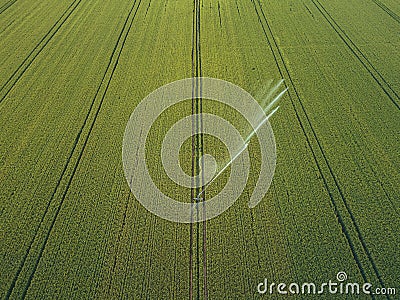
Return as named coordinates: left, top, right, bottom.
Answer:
left=0, top=0, right=399, bottom=299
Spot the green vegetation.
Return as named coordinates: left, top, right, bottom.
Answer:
left=1, top=0, right=398, bottom=299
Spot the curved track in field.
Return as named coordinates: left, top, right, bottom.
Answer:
left=4, top=0, right=143, bottom=298
left=252, top=0, right=390, bottom=298
left=371, top=0, right=400, bottom=23
left=0, top=0, right=83, bottom=104
left=0, top=0, right=17, bottom=15
left=311, top=0, right=399, bottom=110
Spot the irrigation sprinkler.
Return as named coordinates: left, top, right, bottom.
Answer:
left=195, top=96, right=283, bottom=201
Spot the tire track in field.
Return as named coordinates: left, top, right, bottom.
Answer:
left=196, top=0, right=208, bottom=297
left=190, top=0, right=199, bottom=297
left=4, top=1, right=142, bottom=298
left=217, top=2, right=222, bottom=26
left=197, top=0, right=208, bottom=297
left=309, top=2, right=397, bottom=293
left=0, top=0, right=82, bottom=104
left=311, top=0, right=400, bottom=234
left=190, top=0, right=208, bottom=298
left=312, top=1, right=397, bottom=292
left=251, top=0, right=388, bottom=298
left=0, top=0, right=17, bottom=14
left=311, top=0, right=400, bottom=110
left=370, top=0, right=400, bottom=23
left=189, top=2, right=196, bottom=298
left=103, top=0, right=153, bottom=293
left=189, top=0, right=197, bottom=300
left=252, top=0, right=369, bottom=281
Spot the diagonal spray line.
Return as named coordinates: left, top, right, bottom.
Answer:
left=205, top=143, right=249, bottom=190
left=247, top=92, right=284, bottom=139
left=261, top=87, right=287, bottom=115
left=261, top=79, right=284, bottom=107
left=254, top=79, right=273, bottom=101
left=245, top=105, right=280, bottom=143
left=196, top=105, right=280, bottom=199
left=245, top=86, right=286, bottom=143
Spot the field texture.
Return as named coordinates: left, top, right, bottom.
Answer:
left=0, top=0, right=399, bottom=299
